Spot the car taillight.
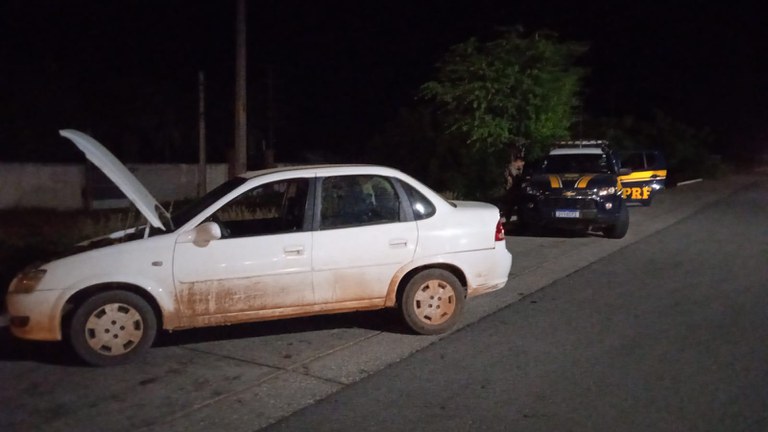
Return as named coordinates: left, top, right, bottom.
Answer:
left=495, top=219, right=505, bottom=241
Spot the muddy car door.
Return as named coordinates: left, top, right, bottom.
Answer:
left=312, top=174, right=417, bottom=306
left=173, top=177, right=315, bottom=322
left=618, top=150, right=667, bottom=205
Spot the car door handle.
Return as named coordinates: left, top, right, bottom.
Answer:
left=651, top=174, right=659, bottom=178
left=389, top=238, right=408, bottom=248
left=283, top=245, right=305, bottom=256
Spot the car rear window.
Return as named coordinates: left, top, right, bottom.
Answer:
left=400, top=181, right=436, bottom=220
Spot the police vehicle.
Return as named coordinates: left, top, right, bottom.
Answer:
left=517, top=140, right=630, bottom=238
left=617, top=150, right=667, bottom=206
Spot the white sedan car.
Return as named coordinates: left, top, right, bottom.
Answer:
left=6, top=130, right=512, bottom=366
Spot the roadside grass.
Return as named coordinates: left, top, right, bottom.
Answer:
left=0, top=208, right=136, bottom=308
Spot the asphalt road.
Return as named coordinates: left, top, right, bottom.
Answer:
left=266, top=178, right=768, bottom=431
left=0, top=173, right=764, bottom=431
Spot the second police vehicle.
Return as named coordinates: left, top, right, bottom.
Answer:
left=517, top=140, right=655, bottom=239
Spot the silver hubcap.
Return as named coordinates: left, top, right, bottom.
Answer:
left=412, top=279, right=456, bottom=325
left=84, top=303, right=144, bottom=356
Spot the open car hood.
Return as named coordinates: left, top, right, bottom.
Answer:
left=60, top=129, right=170, bottom=230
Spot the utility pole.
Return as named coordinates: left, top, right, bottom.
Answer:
left=197, top=70, right=207, bottom=196
left=233, top=0, right=247, bottom=176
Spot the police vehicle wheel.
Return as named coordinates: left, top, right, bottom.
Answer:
left=603, top=202, right=629, bottom=239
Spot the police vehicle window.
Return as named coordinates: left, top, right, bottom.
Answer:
left=621, top=152, right=646, bottom=171
left=320, top=175, right=401, bottom=229
left=210, top=178, right=308, bottom=238
left=645, top=152, right=658, bottom=168
left=400, top=181, right=436, bottom=220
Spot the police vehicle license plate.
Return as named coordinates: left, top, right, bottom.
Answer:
left=555, top=209, right=580, bottom=218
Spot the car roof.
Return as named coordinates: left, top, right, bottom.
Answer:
left=549, top=147, right=605, bottom=155
left=237, top=164, right=401, bottom=179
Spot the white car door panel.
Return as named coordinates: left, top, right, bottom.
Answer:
left=174, top=232, right=313, bottom=317
left=312, top=174, right=417, bottom=304
left=312, top=223, right=416, bottom=303
left=173, top=177, right=314, bottom=318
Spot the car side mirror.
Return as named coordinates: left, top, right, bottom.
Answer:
left=618, top=168, right=632, bottom=176
left=177, top=221, right=222, bottom=247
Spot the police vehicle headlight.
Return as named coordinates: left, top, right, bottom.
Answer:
left=595, top=186, right=617, bottom=196
left=9, top=268, right=47, bottom=294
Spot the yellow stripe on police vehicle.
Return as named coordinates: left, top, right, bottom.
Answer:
left=575, top=175, right=594, bottom=188
left=618, top=169, right=666, bottom=200
left=618, top=169, right=668, bottom=183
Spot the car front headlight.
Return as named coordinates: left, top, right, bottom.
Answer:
left=9, top=269, right=47, bottom=294
left=595, top=186, right=617, bottom=196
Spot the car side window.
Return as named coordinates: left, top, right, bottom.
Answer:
left=400, top=181, right=436, bottom=220
left=211, top=178, right=308, bottom=238
left=320, top=175, right=400, bottom=229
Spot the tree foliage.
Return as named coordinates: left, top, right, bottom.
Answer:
left=420, top=28, right=587, bottom=161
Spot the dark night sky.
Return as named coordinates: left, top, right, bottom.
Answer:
left=2, top=1, right=767, bottom=163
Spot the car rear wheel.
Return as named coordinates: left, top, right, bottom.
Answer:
left=603, top=201, right=629, bottom=239
left=401, top=269, right=465, bottom=335
left=68, top=290, right=157, bottom=366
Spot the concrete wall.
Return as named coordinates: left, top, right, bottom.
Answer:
left=0, top=163, right=85, bottom=209
left=0, top=162, right=229, bottom=210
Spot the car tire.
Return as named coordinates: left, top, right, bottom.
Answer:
left=68, top=290, right=157, bottom=366
left=400, top=269, right=465, bottom=335
left=603, top=201, right=629, bottom=239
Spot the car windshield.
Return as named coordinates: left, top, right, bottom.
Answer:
left=543, top=154, right=613, bottom=174
left=165, top=177, right=248, bottom=231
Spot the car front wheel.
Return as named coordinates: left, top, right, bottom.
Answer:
left=603, top=201, right=630, bottom=239
left=401, top=269, right=465, bottom=335
left=68, top=290, right=157, bottom=366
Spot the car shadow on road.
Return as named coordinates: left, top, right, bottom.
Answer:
left=0, top=308, right=413, bottom=366
left=154, top=308, right=411, bottom=348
